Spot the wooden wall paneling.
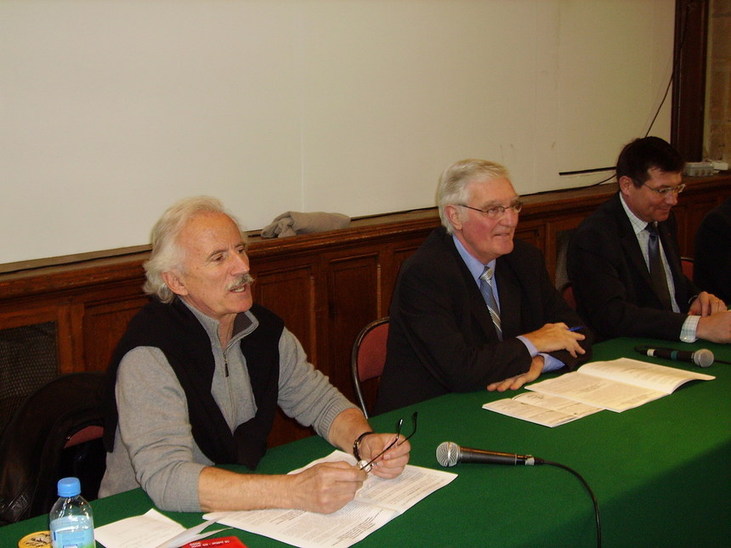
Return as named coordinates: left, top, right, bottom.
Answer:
left=543, top=213, right=592, bottom=287
left=0, top=303, right=61, bottom=332
left=349, top=235, right=430, bottom=414
left=0, top=305, right=61, bottom=433
left=82, top=293, right=150, bottom=372
left=62, top=301, right=85, bottom=374
left=321, top=250, right=381, bottom=404
left=380, top=235, right=432, bottom=314
left=250, top=260, right=318, bottom=362
left=250, top=260, right=319, bottom=447
left=513, top=221, right=545, bottom=256
left=0, top=254, right=147, bottom=301
left=0, top=304, right=62, bottom=371
left=250, top=259, right=320, bottom=446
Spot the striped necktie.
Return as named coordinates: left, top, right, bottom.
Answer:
left=646, top=222, right=673, bottom=310
left=479, top=266, right=503, bottom=340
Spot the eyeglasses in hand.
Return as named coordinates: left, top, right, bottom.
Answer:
left=358, top=412, right=418, bottom=472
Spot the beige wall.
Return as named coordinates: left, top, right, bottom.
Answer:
left=0, top=0, right=675, bottom=266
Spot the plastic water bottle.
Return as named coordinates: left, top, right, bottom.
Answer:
left=49, top=477, right=95, bottom=548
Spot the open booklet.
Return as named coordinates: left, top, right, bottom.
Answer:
left=483, top=357, right=715, bottom=426
left=204, top=450, right=456, bottom=548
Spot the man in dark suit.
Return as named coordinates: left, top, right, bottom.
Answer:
left=375, top=159, right=591, bottom=414
left=567, top=136, right=730, bottom=343
left=694, top=197, right=731, bottom=303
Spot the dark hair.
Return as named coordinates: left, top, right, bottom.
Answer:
left=616, top=136, right=685, bottom=187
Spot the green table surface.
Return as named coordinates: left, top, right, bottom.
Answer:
left=2, top=337, right=729, bottom=547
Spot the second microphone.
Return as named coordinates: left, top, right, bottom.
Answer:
left=436, top=441, right=544, bottom=467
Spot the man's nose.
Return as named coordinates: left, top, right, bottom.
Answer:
left=232, top=252, right=250, bottom=273
left=501, top=208, right=520, bottom=225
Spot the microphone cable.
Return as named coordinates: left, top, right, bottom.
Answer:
left=541, top=459, right=602, bottom=548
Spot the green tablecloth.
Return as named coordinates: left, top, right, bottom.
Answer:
left=2, top=337, right=729, bottom=547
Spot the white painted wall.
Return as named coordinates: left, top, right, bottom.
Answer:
left=0, top=0, right=674, bottom=264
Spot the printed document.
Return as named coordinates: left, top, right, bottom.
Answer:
left=204, top=450, right=456, bottom=548
left=483, top=391, right=602, bottom=427
left=524, top=358, right=714, bottom=412
left=483, top=358, right=714, bottom=425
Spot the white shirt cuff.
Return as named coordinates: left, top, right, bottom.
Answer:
left=680, top=315, right=700, bottom=343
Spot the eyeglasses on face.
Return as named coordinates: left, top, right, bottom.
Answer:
left=359, top=411, right=418, bottom=472
left=641, top=182, right=685, bottom=195
left=457, top=200, right=523, bottom=218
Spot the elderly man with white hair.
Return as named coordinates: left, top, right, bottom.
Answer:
left=100, top=196, right=409, bottom=513
left=375, top=159, right=592, bottom=414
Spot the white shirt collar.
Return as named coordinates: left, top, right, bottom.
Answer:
left=452, top=234, right=497, bottom=285
left=619, top=192, right=651, bottom=236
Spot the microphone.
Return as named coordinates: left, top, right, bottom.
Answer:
left=634, top=345, right=714, bottom=368
left=435, top=441, right=543, bottom=467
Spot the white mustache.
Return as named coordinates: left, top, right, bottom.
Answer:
left=227, top=273, right=255, bottom=291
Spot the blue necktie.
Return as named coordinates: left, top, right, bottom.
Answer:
left=646, top=223, right=673, bottom=310
left=480, top=266, right=503, bottom=340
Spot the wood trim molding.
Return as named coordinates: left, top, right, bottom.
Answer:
left=2, top=176, right=729, bottom=303
left=672, top=0, right=709, bottom=161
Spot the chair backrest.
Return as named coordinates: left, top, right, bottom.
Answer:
left=560, top=282, right=577, bottom=310
left=350, top=317, right=389, bottom=418
left=0, top=372, right=106, bottom=524
left=681, top=256, right=694, bottom=279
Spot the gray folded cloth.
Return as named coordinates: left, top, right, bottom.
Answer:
left=260, top=211, right=351, bottom=238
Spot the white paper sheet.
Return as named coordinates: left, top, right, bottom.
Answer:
left=95, top=508, right=227, bottom=548
left=204, top=450, right=457, bottom=548
left=483, top=391, right=602, bottom=427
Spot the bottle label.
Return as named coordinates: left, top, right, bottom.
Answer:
left=50, top=515, right=94, bottom=548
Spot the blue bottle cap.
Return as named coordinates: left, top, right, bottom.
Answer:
left=57, top=477, right=81, bottom=498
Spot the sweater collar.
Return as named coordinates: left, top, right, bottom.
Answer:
left=178, top=297, right=259, bottom=347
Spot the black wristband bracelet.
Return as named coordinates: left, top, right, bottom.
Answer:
left=353, top=431, right=375, bottom=461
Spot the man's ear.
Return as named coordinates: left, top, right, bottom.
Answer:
left=446, top=204, right=463, bottom=231
left=618, top=176, right=634, bottom=195
left=162, top=270, right=188, bottom=296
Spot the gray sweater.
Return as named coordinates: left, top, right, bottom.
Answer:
left=99, top=301, right=355, bottom=511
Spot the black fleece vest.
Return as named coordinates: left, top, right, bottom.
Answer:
left=103, top=298, right=283, bottom=470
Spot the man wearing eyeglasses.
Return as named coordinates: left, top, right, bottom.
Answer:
left=567, top=136, right=730, bottom=343
left=375, top=159, right=592, bottom=414
left=100, top=196, right=410, bottom=515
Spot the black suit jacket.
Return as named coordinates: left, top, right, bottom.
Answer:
left=375, top=227, right=590, bottom=414
left=566, top=193, right=699, bottom=341
left=694, top=197, right=731, bottom=303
